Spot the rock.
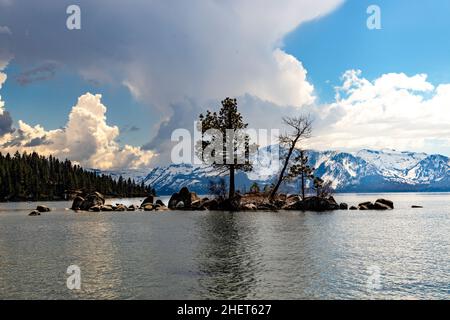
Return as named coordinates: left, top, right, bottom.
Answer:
left=155, top=199, right=165, bottom=207
left=190, top=200, right=202, bottom=208
left=273, top=199, right=286, bottom=209
left=36, top=205, right=51, bottom=212
left=256, top=202, right=278, bottom=211
left=127, top=204, right=138, bottom=211
left=375, top=198, right=394, bottom=209
left=281, top=201, right=302, bottom=210
left=218, top=196, right=241, bottom=211
left=141, top=195, right=154, bottom=207
left=79, top=192, right=105, bottom=211
left=411, top=205, right=423, bottom=208
left=114, top=204, right=127, bottom=211
left=339, top=203, right=348, bottom=210
left=349, top=206, right=358, bottom=210
left=29, top=210, right=41, bottom=216
left=242, top=203, right=257, bottom=210
left=71, top=196, right=85, bottom=210
left=143, top=204, right=154, bottom=211
left=278, top=194, right=287, bottom=201
left=100, top=205, right=113, bottom=212
left=156, top=206, right=169, bottom=211
left=202, top=199, right=219, bottom=210
left=90, top=205, right=101, bottom=212
left=358, top=202, right=374, bottom=210
left=373, top=201, right=391, bottom=210
left=302, top=196, right=339, bottom=212
left=168, top=187, right=200, bottom=209
left=168, top=193, right=179, bottom=209
left=175, top=201, right=185, bottom=209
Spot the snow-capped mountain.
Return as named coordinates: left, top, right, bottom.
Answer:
left=100, top=146, right=450, bottom=194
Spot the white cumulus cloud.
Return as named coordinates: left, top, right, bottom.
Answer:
left=308, top=70, right=450, bottom=155
left=0, top=92, right=155, bottom=170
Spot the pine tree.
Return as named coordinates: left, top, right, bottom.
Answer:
left=197, top=97, right=255, bottom=199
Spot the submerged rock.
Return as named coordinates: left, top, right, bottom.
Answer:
left=29, top=210, right=41, bottom=216
left=411, top=205, right=423, bottom=208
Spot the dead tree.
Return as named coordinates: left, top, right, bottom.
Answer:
left=270, top=115, right=313, bottom=200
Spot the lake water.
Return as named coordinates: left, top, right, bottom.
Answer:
left=0, top=193, right=449, bottom=300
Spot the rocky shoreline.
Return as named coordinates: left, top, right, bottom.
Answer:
left=28, top=187, right=396, bottom=215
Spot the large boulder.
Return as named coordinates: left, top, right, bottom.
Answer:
left=71, top=196, right=85, bottom=210
left=168, top=187, right=201, bottom=209
left=373, top=201, right=391, bottom=210
left=358, top=201, right=374, bottom=210
left=339, top=203, right=348, bottom=210
left=375, top=199, right=394, bottom=209
left=79, top=192, right=105, bottom=211
left=36, top=205, right=51, bottom=212
left=140, top=195, right=154, bottom=207
left=301, top=196, right=339, bottom=212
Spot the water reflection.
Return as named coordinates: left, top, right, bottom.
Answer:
left=63, top=215, right=123, bottom=299
left=195, top=212, right=258, bottom=299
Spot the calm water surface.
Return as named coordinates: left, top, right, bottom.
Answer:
left=0, top=193, right=449, bottom=299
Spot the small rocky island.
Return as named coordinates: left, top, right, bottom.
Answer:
left=29, top=187, right=394, bottom=215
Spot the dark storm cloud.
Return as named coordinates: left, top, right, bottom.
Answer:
left=0, top=110, right=13, bottom=136
left=15, top=62, right=60, bottom=85
left=0, top=0, right=341, bottom=163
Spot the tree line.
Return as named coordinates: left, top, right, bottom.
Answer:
left=0, top=151, right=153, bottom=201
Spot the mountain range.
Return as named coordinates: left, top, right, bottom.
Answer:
left=99, top=146, right=450, bottom=195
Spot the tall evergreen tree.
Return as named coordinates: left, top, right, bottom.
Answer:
left=197, top=98, right=255, bottom=199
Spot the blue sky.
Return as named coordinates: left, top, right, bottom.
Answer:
left=1, top=0, right=450, bottom=169
left=284, top=0, right=450, bottom=102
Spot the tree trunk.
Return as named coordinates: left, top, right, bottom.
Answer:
left=229, top=164, right=235, bottom=199
left=301, top=171, right=305, bottom=200
left=270, top=139, right=298, bottom=199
